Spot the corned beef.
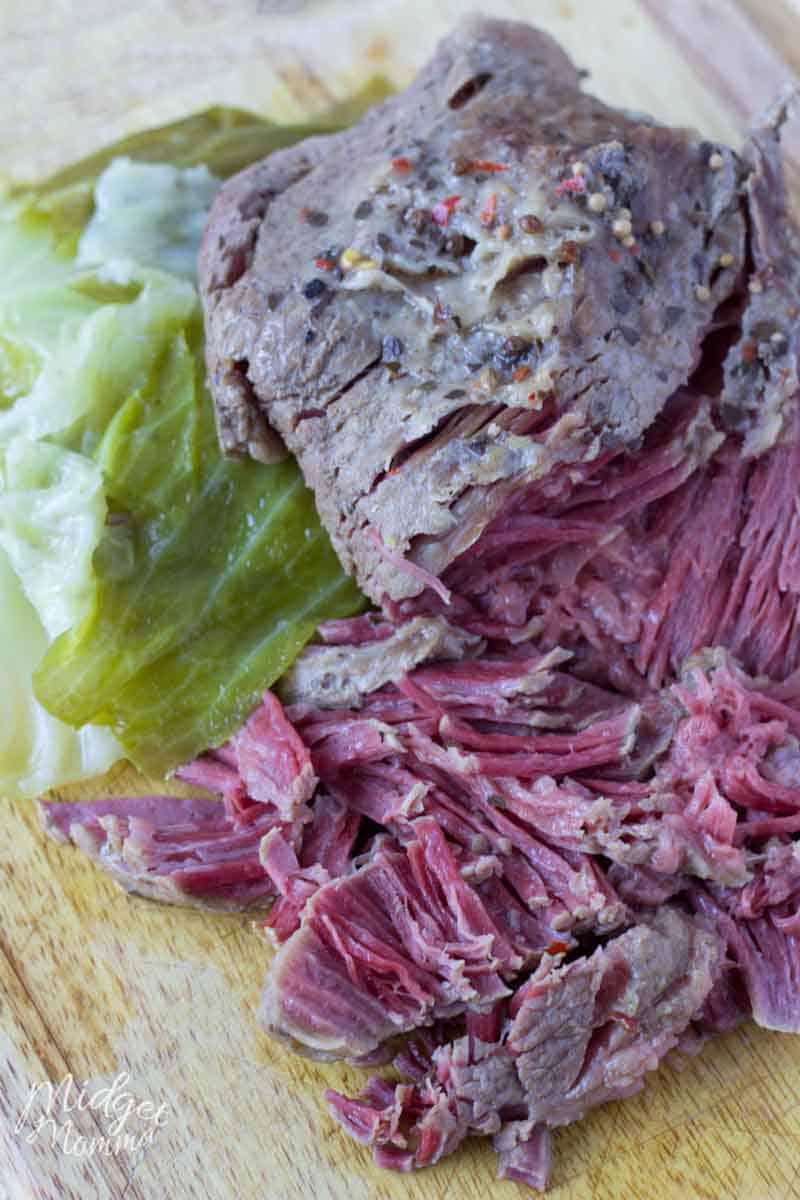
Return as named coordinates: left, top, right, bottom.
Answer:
left=42, top=16, right=800, bottom=1194
left=326, top=909, right=721, bottom=1180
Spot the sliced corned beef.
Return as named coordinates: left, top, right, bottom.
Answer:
left=41, top=603, right=800, bottom=1184
left=230, top=689, right=316, bottom=817
left=326, top=908, right=721, bottom=1189
left=259, top=817, right=532, bottom=1060
left=495, top=1123, right=552, bottom=1193
left=691, top=885, right=800, bottom=1033
left=38, top=791, right=283, bottom=909
left=38, top=692, right=328, bottom=910
left=278, top=616, right=483, bottom=709
left=40, top=14, right=800, bottom=1194
left=394, top=402, right=800, bottom=688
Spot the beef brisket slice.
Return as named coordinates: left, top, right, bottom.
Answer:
left=326, top=907, right=722, bottom=1183
left=37, top=792, right=282, bottom=909
left=200, top=17, right=749, bottom=603
left=259, top=816, right=525, bottom=1060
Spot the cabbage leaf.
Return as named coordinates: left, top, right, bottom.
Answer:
left=0, top=437, right=106, bottom=639
left=0, top=546, right=120, bottom=799
left=36, top=307, right=361, bottom=772
left=76, top=158, right=221, bottom=280
left=0, top=103, right=377, bottom=795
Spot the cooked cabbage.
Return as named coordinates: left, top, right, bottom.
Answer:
left=0, top=106, right=375, bottom=796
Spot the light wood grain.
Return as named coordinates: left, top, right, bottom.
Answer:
left=1, top=3, right=800, bottom=1199
left=642, top=0, right=800, bottom=205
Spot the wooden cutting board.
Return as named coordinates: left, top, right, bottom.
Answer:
left=2, top=2, right=800, bottom=1198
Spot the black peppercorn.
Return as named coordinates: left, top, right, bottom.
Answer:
left=500, top=336, right=531, bottom=360
left=302, top=279, right=328, bottom=300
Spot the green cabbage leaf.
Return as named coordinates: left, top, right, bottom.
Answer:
left=0, top=102, right=378, bottom=794
left=35, top=296, right=362, bottom=773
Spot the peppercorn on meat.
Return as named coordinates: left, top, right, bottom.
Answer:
left=199, top=17, right=797, bottom=608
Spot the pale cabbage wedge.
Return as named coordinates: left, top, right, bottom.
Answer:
left=76, top=158, right=220, bottom=280
left=0, top=106, right=374, bottom=797
left=0, top=547, right=119, bottom=799
left=0, top=206, right=125, bottom=798
left=0, top=265, right=197, bottom=447
left=0, top=437, right=106, bottom=639
left=0, top=205, right=97, bottom=409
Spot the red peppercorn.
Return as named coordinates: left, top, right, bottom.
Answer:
left=432, top=195, right=461, bottom=227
